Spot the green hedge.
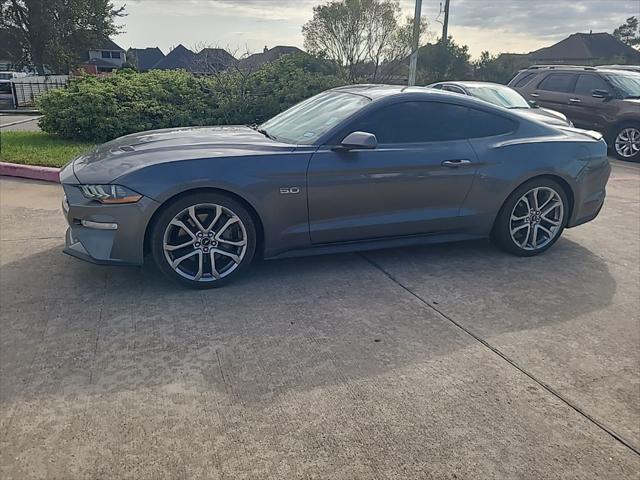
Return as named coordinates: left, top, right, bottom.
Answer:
left=38, top=54, right=344, bottom=143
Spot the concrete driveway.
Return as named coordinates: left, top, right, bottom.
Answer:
left=1, top=159, right=639, bottom=479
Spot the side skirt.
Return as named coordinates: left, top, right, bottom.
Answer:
left=265, top=232, right=487, bottom=260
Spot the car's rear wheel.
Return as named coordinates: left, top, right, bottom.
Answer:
left=151, top=192, right=256, bottom=288
left=493, top=178, right=568, bottom=256
left=612, top=123, right=640, bottom=162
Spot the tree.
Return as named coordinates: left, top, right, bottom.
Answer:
left=472, top=51, right=529, bottom=84
left=302, top=0, right=428, bottom=82
left=415, top=37, right=471, bottom=85
left=0, top=0, right=125, bottom=74
left=613, top=16, right=640, bottom=49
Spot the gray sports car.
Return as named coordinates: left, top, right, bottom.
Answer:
left=60, top=85, right=610, bottom=288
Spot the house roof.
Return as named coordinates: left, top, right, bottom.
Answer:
left=191, top=48, right=236, bottom=73
left=127, top=47, right=165, bottom=71
left=92, top=37, right=125, bottom=52
left=239, top=45, right=303, bottom=69
left=152, top=44, right=196, bottom=70
left=530, top=32, right=640, bottom=61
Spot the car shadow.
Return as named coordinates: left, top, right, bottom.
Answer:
left=0, top=237, right=616, bottom=405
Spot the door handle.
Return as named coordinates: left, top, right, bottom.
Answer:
left=529, top=93, right=540, bottom=98
left=441, top=159, right=472, bottom=168
left=569, top=98, right=581, bottom=103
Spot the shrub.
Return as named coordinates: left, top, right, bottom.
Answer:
left=38, top=54, right=344, bottom=143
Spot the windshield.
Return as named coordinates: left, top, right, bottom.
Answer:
left=466, top=85, right=530, bottom=109
left=259, top=91, right=370, bottom=144
left=604, top=73, right=640, bottom=98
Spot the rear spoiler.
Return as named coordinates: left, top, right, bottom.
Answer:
left=556, top=126, right=603, bottom=141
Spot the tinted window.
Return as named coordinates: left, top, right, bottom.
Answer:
left=349, top=101, right=468, bottom=143
left=538, top=73, right=576, bottom=93
left=513, top=73, right=537, bottom=88
left=574, top=74, right=608, bottom=95
left=466, top=108, right=518, bottom=138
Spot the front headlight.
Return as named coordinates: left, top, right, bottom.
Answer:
left=79, top=185, right=142, bottom=204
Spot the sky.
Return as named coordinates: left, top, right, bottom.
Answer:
left=112, top=0, right=640, bottom=58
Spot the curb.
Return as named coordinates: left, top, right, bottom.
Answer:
left=0, top=110, right=40, bottom=115
left=0, top=116, right=42, bottom=128
left=0, top=161, right=60, bottom=183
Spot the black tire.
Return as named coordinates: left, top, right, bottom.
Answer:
left=610, top=122, right=640, bottom=162
left=151, top=192, right=257, bottom=288
left=493, top=178, right=569, bottom=257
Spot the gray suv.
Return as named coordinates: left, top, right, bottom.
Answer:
left=509, top=66, right=640, bottom=161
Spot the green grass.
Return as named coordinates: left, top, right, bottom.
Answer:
left=0, top=132, right=96, bottom=168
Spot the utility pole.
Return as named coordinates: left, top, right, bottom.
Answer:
left=408, top=0, right=423, bottom=86
left=441, top=0, right=450, bottom=43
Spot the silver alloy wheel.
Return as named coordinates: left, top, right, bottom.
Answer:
left=615, top=127, right=640, bottom=159
left=510, top=187, right=564, bottom=251
left=163, top=203, right=247, bottom=282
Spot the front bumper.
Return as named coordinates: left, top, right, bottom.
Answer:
left=61, top=180, right=160, bottom=266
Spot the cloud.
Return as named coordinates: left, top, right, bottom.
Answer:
left=114, top=0, right=638, bottom=57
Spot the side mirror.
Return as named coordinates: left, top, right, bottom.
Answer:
left=336, top=131, right=378, bottom=150
left=528, top=100, right=539, bottom=108
left=592, top=89, right=611, bottom=99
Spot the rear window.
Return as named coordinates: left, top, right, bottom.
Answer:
left=466, top=108, right=518, bottom=138
left=512, top=73, right=537, bottom=88
left=538, top=73, right=577, bottom=93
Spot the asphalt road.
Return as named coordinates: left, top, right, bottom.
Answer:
left=1, top=159, right=639, bottom=479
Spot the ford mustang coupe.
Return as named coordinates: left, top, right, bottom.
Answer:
left=60, top=85, right=610, bottom=288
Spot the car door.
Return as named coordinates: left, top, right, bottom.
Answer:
left=566, top=73, right=618, bottom=130
left=307, top=101, right=479, bottom=244
left=528, top=72, right=577, bottom=116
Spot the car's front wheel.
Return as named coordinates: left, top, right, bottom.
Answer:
left=493, top=178, right=568, bottom=256
left=151, top=192, right=256, bottom=288
left=612, top=123, right=640, bottom=162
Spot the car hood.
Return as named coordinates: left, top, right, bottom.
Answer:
left=72, top=126, right=296, bottom=184
left=513, top=108, right=570, bottom=126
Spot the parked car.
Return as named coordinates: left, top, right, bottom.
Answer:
left=60, top=85, right=610, bottom=288
left=428, top=81, right=572, bottom=127
left=509, top=65, right=640, bottom=161
left=0, top=71, right=27, bottom=93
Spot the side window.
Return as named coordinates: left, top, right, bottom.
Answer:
left=349, top=101, right=468, bottom=143
left=466, top=108, right=518, bottom=138
left=513, top=73, right=537, bottom=88
left=537, top=73, right=577, bottom=93
left=574, top=74, right=608, bottom=96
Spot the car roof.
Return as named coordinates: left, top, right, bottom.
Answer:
left=520, top=65, right=639, bottom=75
left=430, top=81, right=511, bottom=89
left=330, top=83, right=485, bottom=101
left=328, top=83, right=532, bottom=122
